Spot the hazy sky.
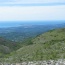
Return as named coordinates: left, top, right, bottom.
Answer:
left=0, top=0, right=65, bottom=22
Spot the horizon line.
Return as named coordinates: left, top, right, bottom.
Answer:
left=0, top=3, right=65, bottom=6
left=0, top=20, right=65, bottom=22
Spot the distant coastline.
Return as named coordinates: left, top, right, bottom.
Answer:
left=0, top=20, right=65, bottom=28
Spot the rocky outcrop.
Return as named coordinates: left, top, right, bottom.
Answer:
left=0, top=59, right=65, bottom=65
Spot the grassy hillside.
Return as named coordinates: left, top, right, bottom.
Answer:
left=4, top=28, right=65, bottom=62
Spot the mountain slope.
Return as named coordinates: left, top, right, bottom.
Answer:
left=7, top=28, right=65, bottom=62
left=0, top=37, right=20, bottom=58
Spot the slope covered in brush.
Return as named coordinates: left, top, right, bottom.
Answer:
left=3, top=28, right=65, bottom=62
left=0, top=37, right=20, bottom=58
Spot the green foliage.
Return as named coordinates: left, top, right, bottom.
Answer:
left=0, top=37, right=21, bottom=58
left=1, top=28, right=65, bottom=62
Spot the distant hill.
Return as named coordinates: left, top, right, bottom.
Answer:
left=6, top=28, right=65, bottom=62
left=0, top=37, right=20, bottom=58
left=0, top=22, right=65, bottom=42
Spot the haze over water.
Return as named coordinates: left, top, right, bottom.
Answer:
left=0, top=21, right=65, bottom=28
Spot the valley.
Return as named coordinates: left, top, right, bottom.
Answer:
left=0, top=21, right=65, bottom=64
left=0, top=0, right=65, bottom=64
left=0, top=21, right=65, bottom=42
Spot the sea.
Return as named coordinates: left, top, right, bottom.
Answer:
left=0, top=21, right=65, bottom=28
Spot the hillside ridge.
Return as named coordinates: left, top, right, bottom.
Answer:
left=3, top=28, right=65, bottom=62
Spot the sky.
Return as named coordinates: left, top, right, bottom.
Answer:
left=0, top=0, right=65, bottom=22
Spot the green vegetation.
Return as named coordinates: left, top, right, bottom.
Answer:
left=0, top=37, right=21, bottom=58
left=0, top=28, right=65, bottom=62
